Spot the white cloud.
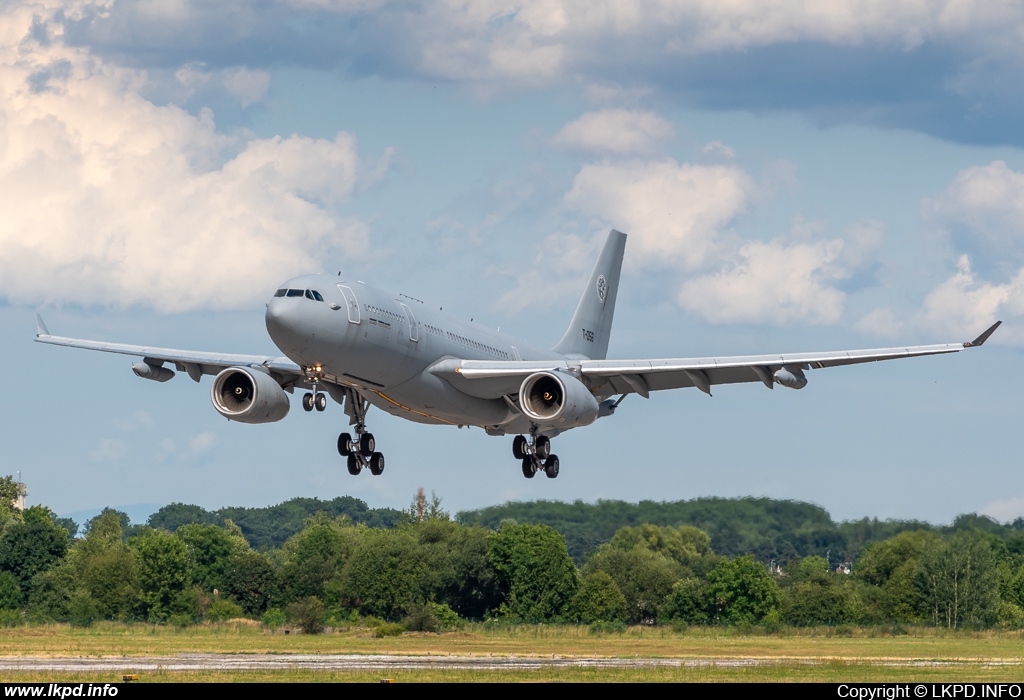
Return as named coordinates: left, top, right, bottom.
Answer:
left=175, top=63, right=271, bottom=108
left=554, top=109, right=674, bottom=155
left=920, top=254, right=1023, bottom=335
left=982, top=496, right=1024, bottom=523
left=678, top=237, right=847, bottom=325
left=113, top=411, right=155, bottom=432
left=0, top=5, right=385, bottom=312
left=88, top=438, right=126, bottom=462
left=189, top=431, right=217, bottom=454
left=564, top=158, right=752, bottom=270
left=923, top=160, right=1024, bottom=261
left=495, top=231, right=600, bottom=314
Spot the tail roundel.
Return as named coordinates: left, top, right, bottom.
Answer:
left=552, top=230, right=626, bottom=361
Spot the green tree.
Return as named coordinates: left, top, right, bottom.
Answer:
left=488, top=523, right=578, bottom=622
left=569, top=571, right=627, bottom=624
left=412, top=519, right=499, bottom=620
left=919, top=532, right=998, bottom=629
left=705, top=555, right=781, bottom=625
left=223, top=551, right=279, bottom=615
left=177, top=523, right=248, bottom=591
left=0, top=506, right=70, bottom=602
left=781, top=556, right=862, bottom=626
left=0, top=572, right=20, bottom=610
left=609, top=524, right=713, bottom=571
left=583, top=545, right=681, bottom=624
left=73, top=511, right=138, bottom=620
left=660, top=578, right=709, bottom=625
left=130, top=528, right=195, bottom=622
left=338, top=528, right=424, bottom=619
left=856, top=530, right=936, bottom=623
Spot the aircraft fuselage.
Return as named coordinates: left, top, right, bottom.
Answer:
left=265, top=273, right=562, bottom=432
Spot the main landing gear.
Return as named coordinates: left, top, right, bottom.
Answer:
left=336, top=388, right=385, bottom=476
left=513, top=432, right=559, bottom=479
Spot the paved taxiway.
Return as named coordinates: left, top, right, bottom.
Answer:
left=0, top=654, right=1020, bottom=672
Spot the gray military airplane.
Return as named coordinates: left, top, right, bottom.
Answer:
left=35, top=229, right=1000, bottom=480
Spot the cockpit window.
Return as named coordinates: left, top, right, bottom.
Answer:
left=311, top=290, right=324, bottom=302
left=305, top=289, right=315, bottom=300
left=274, top=289, right=287, bottom=297
left=286, top=289, right=303, bottom=297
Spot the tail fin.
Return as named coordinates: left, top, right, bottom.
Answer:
left=552, top=230, right=626, bottom=360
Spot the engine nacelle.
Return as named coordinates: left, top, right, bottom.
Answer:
left=774, top=367, right=808, bottom=390
left=519, top=371, right=599, bottom=427
left=211, top=366, right=290, bottom=424
left=132, top=361, right=174, bottom=382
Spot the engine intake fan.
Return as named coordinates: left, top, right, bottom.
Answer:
left=519, top=371, right=599, bottom=427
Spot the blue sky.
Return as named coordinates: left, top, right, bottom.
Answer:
left=3, top=0, right=1024, bottom=526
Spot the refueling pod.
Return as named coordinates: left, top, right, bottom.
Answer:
left=211, top=366, right=291, bottom=424
left=519, top=371, right=600, bottom=427
left=774, top=367, right=808, bottom=390
left=132, top=361, right=174, bottom=382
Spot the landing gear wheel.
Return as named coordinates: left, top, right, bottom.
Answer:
left=337, top=432, right=353, bottom=457
left=314, top=393, right=327, bottom=411
left=369, top=452, right=385, bottom=476
left=359, top=432, right=376, bottom=457
left=522, top=457, right=536, bottom=479
left=543, top=455, right=559, bottom=479
left=535, top=435, right=551, bottom=460
left=512, top=435, right=527, bottom=460
left=302, top=393, right=314, bottom=411
left=346, top=454, right=362, bottom=475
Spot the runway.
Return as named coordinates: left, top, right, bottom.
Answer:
left=0, top=654, right=1019, bottom=672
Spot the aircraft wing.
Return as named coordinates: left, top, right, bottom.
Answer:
left=34, top=315, right=301, bottom=382
left=431, top=322, right=1001, bottom=399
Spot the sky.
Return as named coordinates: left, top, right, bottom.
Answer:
left=3, top=0, right=1024, bottom=526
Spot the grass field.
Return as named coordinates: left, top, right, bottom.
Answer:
left=1, top=623, right=1022, bottom=682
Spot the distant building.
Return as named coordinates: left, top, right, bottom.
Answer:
left=835, top=563, right=852, bottom=575
left=14, top=482, right=26, bottom=511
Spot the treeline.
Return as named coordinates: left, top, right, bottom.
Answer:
left=3, top=479, right=1024, bottom=632
left=458, top=499, right=1024, bottom=564
left=146, top=497, right=403, bottom=550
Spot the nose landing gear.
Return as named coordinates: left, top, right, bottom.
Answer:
left=513, top=431, right=559, bottom=479
left=301, top=365, right=328, bottom=412
left=336, top=388, right=384, bottom=476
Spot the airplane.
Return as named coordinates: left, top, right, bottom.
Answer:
left=35, top=229, right=1000, bottom=480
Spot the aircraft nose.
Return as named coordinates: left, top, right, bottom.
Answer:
left=265, top=297, right=306, bottom=354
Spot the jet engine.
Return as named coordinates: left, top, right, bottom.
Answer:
left=211, top=367, right=290, bottom=424
left=519, top=371, right=599, bottom=427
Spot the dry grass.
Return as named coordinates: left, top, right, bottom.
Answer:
left=1, top=623, right=1022, bottom=661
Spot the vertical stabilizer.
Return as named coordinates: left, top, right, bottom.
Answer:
left=552, top=230, right=626, bottom=360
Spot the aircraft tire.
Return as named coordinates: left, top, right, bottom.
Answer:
left=347, top=454, right=361, bottom=475
left=337, top=432, right=353, bottom=456
left=302, top=393, right=314, bottom=411
left=544, top=455, right=559, bottom=479
left=512, top=435, right=527, bottom=460
left=314, top=393, right=327, bottom=411
left=535, top=436, right=551, bottom=460
left=522, top=457, right=536, bottom=479
left=369, top=452, right=385, bottom=476
left=360, top=432, right=376, bottom=456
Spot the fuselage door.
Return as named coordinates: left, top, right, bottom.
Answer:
left=511, top=346, right=521, bottom=361
left=400, top=303, right=419, bottom=342
left=337, top=285, right=361, bottom=324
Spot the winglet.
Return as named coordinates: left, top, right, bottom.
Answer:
left=35, top=314, right=50, bottom=337
left=964, top=320, right=1001, bottom=347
